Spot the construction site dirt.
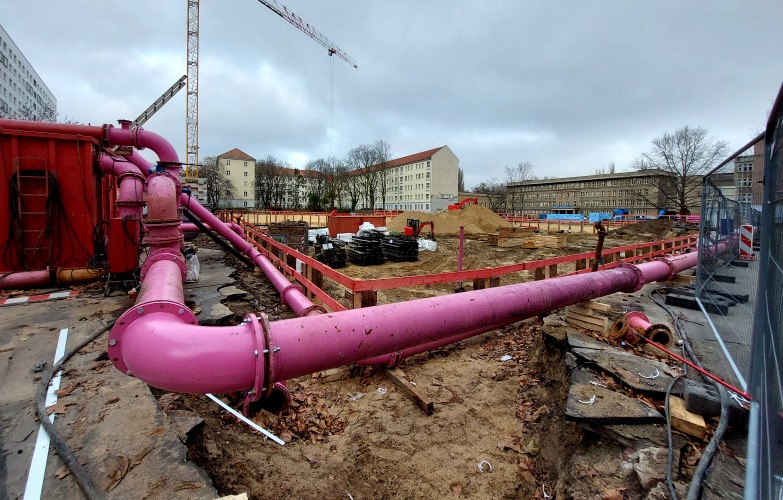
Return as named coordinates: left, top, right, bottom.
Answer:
left=1, top=218, right=746, bottom=499
left=154, top=218, right=743, bottom=499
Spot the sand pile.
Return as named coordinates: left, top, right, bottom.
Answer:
left=387, top=205, right=511, bottom=236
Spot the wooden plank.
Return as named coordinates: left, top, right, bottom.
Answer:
left=567, top=305, right=598, bottom=317
left=566, top=310, right=609, bottom=329
left=384, top=367, right=434, bottom=415
left=577, top=300, right=613, bottom=312
left=497, top=237, right=534, bottom=248
left=565, top=316, right=607, bottom=333
left=669, top=396, right=707, bottom=440
left=498, top=227, right=535, bottom=238
left=487, top=234, right=499, bottom=246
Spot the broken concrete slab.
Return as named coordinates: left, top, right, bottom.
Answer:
left=567, top=331, right=613, bottom=351
left=579, top=422, right=687, bottom=451
left=565, top=369, right=663, bottom=425
left=168, top=409, right=205, bottom=443
left=631, top=447, right=671, bottom=491
left=571, top=346, right=677, bottom=394
left=201, top=302, right=235, bottom=325
left=218, top=285, right=249, bottom=299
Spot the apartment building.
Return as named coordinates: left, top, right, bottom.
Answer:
left=0, top=24, right=57, bottom=120
left=217, top=148, right=256, bottom=208
left=377, top=145, right=459, bottom=213
left=507, top=169, right=680, bottom=218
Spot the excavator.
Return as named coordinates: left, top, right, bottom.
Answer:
left=405, top=219, right=435, bottom=240
left=447, top=197, right=478, bottom=210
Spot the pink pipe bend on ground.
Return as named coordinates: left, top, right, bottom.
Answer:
left=0, top=269, right=51, bottom=289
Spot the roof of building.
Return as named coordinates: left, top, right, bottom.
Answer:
left=384, top=146, right=444, bottom=169
left=509, top=168, right=673, bottom=187
left=218, top=148, right=255, bottom=161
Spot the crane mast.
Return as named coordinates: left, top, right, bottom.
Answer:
left=185, top=0, right=199, bottom=176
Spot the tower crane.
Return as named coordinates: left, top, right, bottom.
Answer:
left=183, top=0, right=356, bottom=178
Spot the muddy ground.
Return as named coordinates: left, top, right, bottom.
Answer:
left=155, top=220, right=716, bottom=499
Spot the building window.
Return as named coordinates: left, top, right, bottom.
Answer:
left=243, top=191, right=248, bottom=197
left=244, top=161, right=248, bottom=167
left=244, top=171, right=248, bottom=177
left=226, top=170, right=231, bottom=176
left=243, top=201, right=248, bottom=207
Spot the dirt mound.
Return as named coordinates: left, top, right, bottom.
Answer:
left=387, top=205, right=511, bottom=236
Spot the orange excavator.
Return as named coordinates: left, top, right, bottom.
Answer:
left=405, top=219, right=435, bottom=240
left=447, top=197, right=478, bottom=210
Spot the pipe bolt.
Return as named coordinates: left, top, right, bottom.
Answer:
left=136, top=307, right=144, bottom=315
left=109, top=339, right=117, bottom=346
left=178, top=308, right=185, bottom=315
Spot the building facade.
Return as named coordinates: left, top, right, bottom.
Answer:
left=377, top=145, right=459, bottom=213
left=734, top=139, right=764, bottom=208
left=507, top=169, right=682, bottom=218
left=0, top=24, right=57, bottom=120
left=217, top=148, right=256, bottom=208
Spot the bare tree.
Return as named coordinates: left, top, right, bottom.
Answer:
left=288, top=169, right=305, bottom=209
left=458, top=167, right=465, bottom=192
left=201, top=156, right=235, bottom=208
left=0, top=101, right=58, bottom=122
left=473, top=178, right=507, bottom=211
left=373, top=140, right=392, bottom=210
left=504, top=161, right=534, bottom=212
left=346, top=144, right=380, bottom=211
left=254, top=155, right=290, bottom=208
left=595, top=162, right=616, bottom=175
left=631, top=126, right=728, bottom=214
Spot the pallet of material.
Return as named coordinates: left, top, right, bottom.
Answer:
left=498, top=227, right=536, bottom=238
left=498, top=237, right=533, bottom=248
left=534, top=235, right=567, bottom=248
left=487, top=234, right=500, bottom=246
left=565, top=305, right=609, bottom=333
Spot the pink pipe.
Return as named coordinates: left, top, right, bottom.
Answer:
left=105, top=121, right=179, bottom=164
left=98, top=154, right=145, bottom=220
left=180, top=222, right=245, bottom=238
left=109, top=264, right=643, bottom=395
left=0, top=269, right=51, bottom=289
left=180, top=195, right=318, bottom=316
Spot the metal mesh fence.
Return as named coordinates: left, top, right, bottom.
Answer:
left=746, top=85, right=783, bottom=500
left=696, top=152, right=762, bottom=389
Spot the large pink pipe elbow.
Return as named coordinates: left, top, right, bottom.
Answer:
left=105, top=122, right=179, bottom=164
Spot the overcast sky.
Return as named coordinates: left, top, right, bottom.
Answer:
left=2, top=1, right=781, bottom=189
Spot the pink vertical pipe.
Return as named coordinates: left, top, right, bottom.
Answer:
left=98, top=154, right=145, bottom=220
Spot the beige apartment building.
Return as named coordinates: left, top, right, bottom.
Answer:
left=507, top=169, right=682, bottom=218
left=217, top=148, right=256, bottom=208
left=378, top=145, right=459, bottom=213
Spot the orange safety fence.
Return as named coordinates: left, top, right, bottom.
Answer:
left=227, top=213, right=698, bottom=311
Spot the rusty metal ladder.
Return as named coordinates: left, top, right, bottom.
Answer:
left=13, top=158, right=52, bottom=267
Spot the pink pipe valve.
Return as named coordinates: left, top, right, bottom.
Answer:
left=98, top=154, right=145, bottom=220
left=624, top=311, right=674, bottom=347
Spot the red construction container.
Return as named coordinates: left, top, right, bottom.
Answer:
left=0, top=123, right=106, bottom=273
left=327, top=215, right=387, bottom=237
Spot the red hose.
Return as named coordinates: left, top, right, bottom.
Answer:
left=638, top=336, right=751, bottom=400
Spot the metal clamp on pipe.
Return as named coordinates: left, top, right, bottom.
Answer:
left=140, top=249, right=187, bottom=280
